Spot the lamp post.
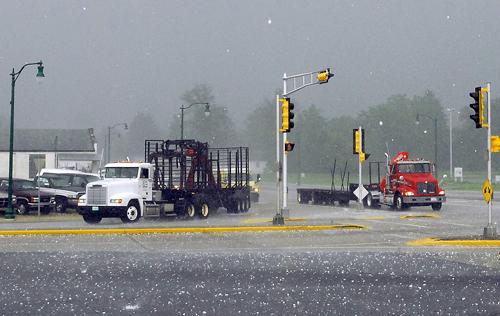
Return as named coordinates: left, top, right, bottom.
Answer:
left=5, top=61, right=45, bottom=219
left=180, top=103, right=210, bottom=140
left=107, top=123, right=128, bottom=164
left=416, top=113, right=438, bottom=178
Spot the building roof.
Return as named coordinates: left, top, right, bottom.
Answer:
left=0, top=128, right=96, bottom=152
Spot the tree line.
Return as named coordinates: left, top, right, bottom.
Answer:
left=109, top=84, right=500, bottom=176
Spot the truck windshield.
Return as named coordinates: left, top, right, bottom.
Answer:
left=106, top=167, right=139, bottom=179
left=398, top=163, right=431, bottom=173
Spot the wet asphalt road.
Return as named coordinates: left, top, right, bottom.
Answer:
left=0, top=184, right=499, bottom=315
left=0, top=250, right=499, bottom=315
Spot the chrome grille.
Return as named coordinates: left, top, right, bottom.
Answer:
left=417, top=182, right=436, bottom=194
left=87, top=186, right=107, bottom=205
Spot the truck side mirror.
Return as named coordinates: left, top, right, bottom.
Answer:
left=256, top=174, right=261, bottom=182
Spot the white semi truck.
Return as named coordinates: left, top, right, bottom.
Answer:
left=77, top=139, right=251, bottom=224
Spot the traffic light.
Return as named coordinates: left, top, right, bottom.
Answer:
left=353, top=128, right=370, bottom=162
left=284, top=141, right=295, bottom=153
left=469, top=86, right=486, bottom=128
left=352, top=128, right=365, bottom=154
left=317, top=68, right=334, bottom=84
left=353, top=129, right=361, bottom=154
left=280, top=97, right=295, bottom=133
left=491, top=136, right=500, bottom=153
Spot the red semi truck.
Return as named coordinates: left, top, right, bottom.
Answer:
left=365, top=151, right=446, bottom=211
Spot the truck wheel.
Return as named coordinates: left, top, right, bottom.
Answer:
left=121, top=202, right=140, bottom=223
left=198, top=202, right=210, bottom=219
left=365, top=194, right=379, bottom=209
left=185, top=202, right=196, bottom=219
left=16, top=200, right=29, bottom=215
left=395, top=195, right=406, bottom=211
left=83, top=214, right=102, bottom=224
left=432, top=203, right=442, bottom=211
left=55, top=197, right=67, bottom=213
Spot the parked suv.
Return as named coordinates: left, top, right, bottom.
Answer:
left=35, top=169, right=100, bottom=213
left=0, top=178, right=54, bottom=215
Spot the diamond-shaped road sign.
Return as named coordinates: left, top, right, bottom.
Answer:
left=482, top=179, right=493, bottom=203
left=354, top=185, right=369, bottom=201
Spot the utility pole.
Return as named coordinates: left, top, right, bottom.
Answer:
left=484, top=82, right=496, bottom=238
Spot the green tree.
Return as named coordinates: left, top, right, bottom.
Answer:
left=241, top=97, right=275, bottom=165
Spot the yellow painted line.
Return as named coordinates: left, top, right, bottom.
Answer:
left=360, top=216, right=385, bottom=220
left=400, top=213, right=440, bottom=219
left=408, top=237, right=500, bottom=247
left=241, top=217, right=307, bottom=224
left=0, top=224, right=367, bottom=236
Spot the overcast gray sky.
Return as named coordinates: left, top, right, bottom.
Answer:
left=0, top=0, right=499, bottom=131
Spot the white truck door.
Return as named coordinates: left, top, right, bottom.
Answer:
left=139, top=167, right=153, bottom=200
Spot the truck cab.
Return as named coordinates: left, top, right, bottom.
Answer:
left=371, top=152, right=445, bottom=211
left=77, top=162, right=153, bottom=224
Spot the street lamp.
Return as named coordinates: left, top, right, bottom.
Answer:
left=5, top=61, right=45, bottom=219
left=416, top=113, right=438, bottom=178
left=180, top=103, right=210, bottom=140
left=107, top=123, right=128, bottom=164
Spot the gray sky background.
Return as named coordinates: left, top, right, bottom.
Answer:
left=0, top=0, right=499, bottom=131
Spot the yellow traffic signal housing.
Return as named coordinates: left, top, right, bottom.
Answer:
left=359, top=152, right=365, bottom=162
left=470, top=86, right=488, bottom=129
left=354, top=130, right=361, bottom=153
left=280, top=97, right=294, bottom=133
left=480, top=87, right=488, bottom=128
left=317, top=68, right=334, bottom=84
left=491, top=135, right=500, bottom=153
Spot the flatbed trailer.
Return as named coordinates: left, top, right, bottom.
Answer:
left=296, top=160, right=353, bottom=206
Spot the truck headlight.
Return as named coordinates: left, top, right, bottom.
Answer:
left=404, top=191, right=414, bottom=196
left=30, top=197, right=39, bottom=203
left=439, top=190, right=445, bottom=195
left=110, top=198, right=123, bottom=204
left=78, top=197, right=86, bottom=204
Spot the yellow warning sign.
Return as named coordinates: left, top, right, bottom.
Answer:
left=482, top=179, right=493, bottom=203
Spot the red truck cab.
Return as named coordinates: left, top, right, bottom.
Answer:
left=378, top=152, right=445, bottom=210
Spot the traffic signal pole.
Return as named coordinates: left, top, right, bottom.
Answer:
left=273, top=68, right=333, bottom=225
left=282, top=74, right=289, bottom=218
left=358, top=127, right=363, bottom=209
left=484, top=82, right=496, bottom=238
left=274, top=94, right=283, bottom=224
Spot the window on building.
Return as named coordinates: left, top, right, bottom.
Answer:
left=29, top=154, right=46, bottom=179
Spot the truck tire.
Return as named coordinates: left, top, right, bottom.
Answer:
left=185, top=202, right=196, bottom=219
left=365, top=194, right=379, bottom=209
left=55, top=197, right=67, bottom=213
left=432, top=203, right=442, bottom=211
left=121, top=202, right=141, bottom=223
left=395, top=195, right=406, bottom=211
left=83, top=214, right=102, bottom=224
left=198, top=201, right=210, bottom=219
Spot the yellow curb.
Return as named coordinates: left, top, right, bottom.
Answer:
left=400, top=213, right=440, bottom=220
left=0, top=224, right=367, bottom=236
left=408, top=237, right=500, bottom=247
left=241, top=218, right=307, bottom=224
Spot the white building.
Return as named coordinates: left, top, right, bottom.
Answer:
left=0, top=128, right=99, bottom=179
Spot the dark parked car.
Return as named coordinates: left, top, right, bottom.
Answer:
left=0, top=178, right=54, bottom=215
